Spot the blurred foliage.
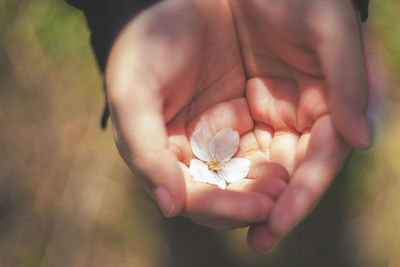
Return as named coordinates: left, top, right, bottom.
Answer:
left=0, top=0, right=399, bottom=266
left=370, top=0, right=400, bottom=74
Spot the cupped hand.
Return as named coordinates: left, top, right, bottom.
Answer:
left=105, top=0, right=288, bottom=230
left=229, top=0, right=367, bottom=252
left=105, top=0, right=369, bottom=251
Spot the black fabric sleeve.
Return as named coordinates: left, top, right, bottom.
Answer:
left=66, top=0, right=159, bottom=128
left=353, top=0, right=370, bottom=22
left=66, top=0, right=159, bottom=73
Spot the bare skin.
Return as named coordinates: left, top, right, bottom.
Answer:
left=106, top=0, right=368, bottom=253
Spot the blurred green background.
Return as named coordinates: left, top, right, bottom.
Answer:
left=0, top=0, right=398, bottom=266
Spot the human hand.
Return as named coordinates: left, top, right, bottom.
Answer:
left=105, top=0, right=289, bottom=230
left=105, top=0, right=369, bottom=250
left=229, top=0, right=368, bottom=252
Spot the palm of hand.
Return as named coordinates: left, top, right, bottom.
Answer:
left=106, top=0, right=352, bottom=250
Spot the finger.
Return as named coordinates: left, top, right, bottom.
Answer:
left=235, top=131, right=262, bottom=160
left=246, top=132, right=307, bottom=253
left=247, top=222, right=279, bottom=254
left=231, top=131, right=288, bottom=198
left=228, top=162, right=288, bottom=199
left=109, top=89, right=186, bottom=218
left=180, top=159, right=274, bottom=229
left=106, top=40, right=187, bottom=218
left=268, top=115, right=351, bottom=238
left=316, top=12, right=370, bottom=148
left=294, top=130, right=310, bottom=169
left=253, top=123, right=273, bottom=158
left=184, top=182, right=274, bottom=230
left=239, top=158, right=288, bottom=254
left=229, top=161, right=288, bottom=251
left=270, top=131, right=299, bottom=176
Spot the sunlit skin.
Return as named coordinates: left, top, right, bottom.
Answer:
left=106, top=0, right=369, bottom=253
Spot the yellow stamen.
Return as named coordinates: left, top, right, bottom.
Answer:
left=206, top=154, right=226, bottom=171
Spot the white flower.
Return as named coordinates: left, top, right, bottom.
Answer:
left=189, top=128, right=251, bottom=190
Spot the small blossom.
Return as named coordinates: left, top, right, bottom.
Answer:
left=189, top=128, right=251, bottom=189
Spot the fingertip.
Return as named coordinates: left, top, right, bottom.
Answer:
left=268, top=186, right=311, bottom=237
left=154, top=169, right=186, bottom=217
left=272, top=163, right=290, bottom=183
left=253, top=177, right=288, bottom=200
left=170, top=182, right=187, bottom=217
left=333, top=113, right=371, bottom=149
left=354, top=117, right=371, bottom=149
left=155, top=186, right=178, bottom=217
left=247, top=223, right=279, bottom=253
left=249, top=162, right=290, bottom=183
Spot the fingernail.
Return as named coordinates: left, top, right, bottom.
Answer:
left=261, top=241, right=280, bottom=254
left=259, top=238, right=280, bottom=254
left=154, top=187, right=175, bottom=217
left=357, top=118, right=371, bottom=149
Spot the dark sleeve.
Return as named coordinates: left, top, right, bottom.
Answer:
left=353, top=0, right=369, bottom=22
left=65, top=0, right=159, bottom=128
left=66, top=0, right=159, bottom=73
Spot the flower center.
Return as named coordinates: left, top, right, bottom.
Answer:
left=206, top=156, right=226, bottom=171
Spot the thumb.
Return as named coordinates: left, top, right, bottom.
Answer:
left=317, top=10, right=370, bottom=148
left=108, top=89, right=186, bottom=217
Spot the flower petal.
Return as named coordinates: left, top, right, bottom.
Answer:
left=209, top=172, right=227, bottom=190
left=222, top=158, right=251, bottom=183
left=189, top=159, right=227, bottom=189
left=209, top=128, right=239, bottom=161
left=190, top=129, right=213, bottom=161
left=189, top=159, right=214, bottom=183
